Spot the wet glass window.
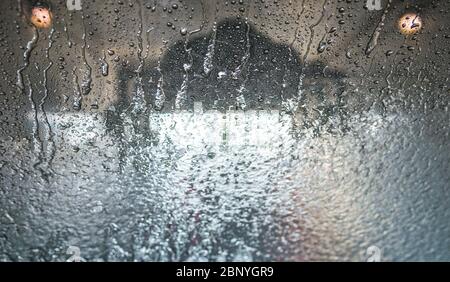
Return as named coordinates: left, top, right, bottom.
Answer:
left=0, top=0, right=449, bottom=261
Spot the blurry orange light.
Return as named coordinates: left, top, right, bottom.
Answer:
left=398, top=13, right=422, bottom=35
left=30, top=6, right=52, bottom=29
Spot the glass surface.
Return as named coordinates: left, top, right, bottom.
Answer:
left=0, top=0, right=449, bottom=261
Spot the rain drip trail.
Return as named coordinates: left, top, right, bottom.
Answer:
left=16, top=27, right=39, bottom=92
left=143, top=27, right=154, bottom=61
left=232, top=22, right=251, bottom=80
left=303, top=0, right=327, bottom=66
left=288, top=0, right=306, bottom=62
left=132, top=0, right=146, bottom=113
left=39, top=28, right=56, bottom=167
left=26, top=75, right=42, bottom=161
left=63, top=19, right=73, bottom=48
left=135, top=0, right=145, bottom=76
left=233, top=20, right=251, bottom=110
left=297, top=0, right=327, bottom=103
left=289, top=0, right=305, bottom=52
left=175, top=36, right=193, bottom=110
left=132, top=77, right=146, bottom=114
left=174, top=0, right=209, bottom=109
left=202, top=0, right=217, bottom=77
left=154, top=47, right=166, bottom=111
left=72, top=67, right=82, bottom=110
left=100, top=51, right=109, bottom=77
left=80, top=12, right=92, bottom=97
left=175, top=26, right=203, bottom=110
left=203, top=23, right=217, bottom=76
left=17, top=0, right=23, bottom=13
left=365, top=0, right=392, bottom=55
left=284, top=0, right=305, bottom=105
left=317, top=32, right=327, bottom=54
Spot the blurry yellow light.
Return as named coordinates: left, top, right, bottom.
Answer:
left=30, top=6, right=52, bottom=29
left=398, top=13, right=422, bottom=35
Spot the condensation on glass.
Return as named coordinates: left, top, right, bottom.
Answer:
left=0, top=0, right=449, bottom=261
